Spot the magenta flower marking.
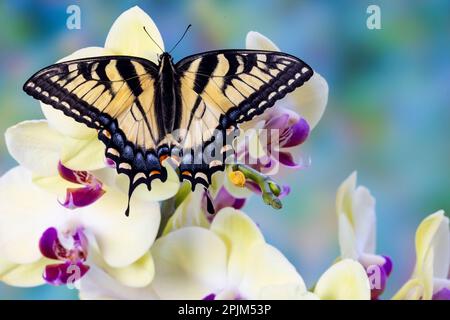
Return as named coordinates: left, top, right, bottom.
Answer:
left=238, top=109, right=310, bottom=173
left=58, top=162, right=105, bottom=209
left=39, top=227, right=90, bottom=285
left=432, top=288, right=450, bottom=300
left=202, top=187, right=246, bottom=221
left=361, top=255, right=393, bottom=300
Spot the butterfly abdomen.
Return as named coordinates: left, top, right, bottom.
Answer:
left=155, top=54, right=182, bottom=139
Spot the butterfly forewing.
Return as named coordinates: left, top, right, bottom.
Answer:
left=23, top=56, right=169, bottom=208
left=175, top=50, right=314, bottom=187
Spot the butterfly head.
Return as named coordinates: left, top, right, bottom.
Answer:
left=159, top=52, right=173, bottom=63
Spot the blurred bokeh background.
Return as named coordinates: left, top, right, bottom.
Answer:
left=0, top=0, right=449, bottom=299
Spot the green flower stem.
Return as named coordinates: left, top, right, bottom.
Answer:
left=230, top=164, right=283, bottom=210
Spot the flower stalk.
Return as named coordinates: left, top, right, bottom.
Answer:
left=230, top=163, right=283, bottom=210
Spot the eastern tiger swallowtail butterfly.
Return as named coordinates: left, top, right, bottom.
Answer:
left=23, top=40, right=314, bottom=216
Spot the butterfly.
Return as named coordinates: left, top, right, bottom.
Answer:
left=23, top=38, right=314, bottom=215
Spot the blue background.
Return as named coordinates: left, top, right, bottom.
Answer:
left=0, top=0, right=449, bottom=299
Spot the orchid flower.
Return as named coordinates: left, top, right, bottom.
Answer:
left=0, top=6, right=181, bottom=288
left=6, top=6, right=180, bottom=204
left=0, top=166, right=157, bottom=288
left=150, top=209, right=370, bottom=300
left=231, top=31, right=327, bottom=176
left=393, top=211, right=449, bottom=300
left=336, top=172, right=392, bottom=299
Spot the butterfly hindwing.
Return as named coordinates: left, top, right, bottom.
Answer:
left=175, top=50, right=314, bottom=188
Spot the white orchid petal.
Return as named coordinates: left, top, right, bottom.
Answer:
left=80, top=187, right=160, bottom=268
left=105, top=6, right=164, bottom=62
left=79, top=264, right=159, bottom=300
left=246, top=31, right=280, bottom=51
left=102, top=252, right=155, bottom=288
left=314, top=259, right=371, bottom=300
left=163, top=190, right=210, bottom=235
left=258, top=284, right=319, bottom=300
left=414, top=211, right=447, bottom=275
left=151, top=227, right=227, bottom=299
left=58, top=46, right=114, bottom=62
left=239, top=243, right=306, bottom=299
left=338, top=214, right=358, bottom=260
left=32, top=174, right=79, bottom=199
left=5, top=120, right=63, bottom=176
left=430, top=213, right=449, bottom=279
left=352, top=186, right=376, bottom=254
left=0, top=166, right=64, bottom=263
left=210, top=208, right=265, bottom=285
left=289, top=72, right=328, bottom=130
left=60, top=136, right=106, bottom=171
left=0, top=258, right=50, bottom=287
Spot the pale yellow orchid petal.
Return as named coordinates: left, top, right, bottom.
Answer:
left=5, top=120, right=63, bottom=176
left=0, top=258, right=50, bottom=287
left=338, top=213, right=358, bottom=260
left=352, top=185, right=376, bottom=254
left=163, top=190, right=210, bottom=235
left=258, top=284, right=319, bottom=300
left=314, top=259, right=371, bottom=300
left=392, top=211, right=449, bottom=300
left=32, top=174, right=79, bottom=199
left=80, top=186, right=160, bottom=268
left=289, top=72, right=328, bottom=130
left=60, top=135, right=106, bottom=171
left=336, top=172, right=377, bottom=259
left=392, top=278, right=423, bottom=300
left=239, top=243, right=307, bottom=299
left=79, top=264, right=159, bottom=300
left=105, top=6, right=164, bottom=63
left=151, top=227, right=228, bottom=299
left=0, top=166, right=64, bottom=264
left=246, top=31, right=280, bottom=51
left=210, top=208, right=265, bottom=286
left=101, top=252, right=155, bottom=288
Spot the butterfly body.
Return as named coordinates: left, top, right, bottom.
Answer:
left=24, top=48, right=314, bottom=215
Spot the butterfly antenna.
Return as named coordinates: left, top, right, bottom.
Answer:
left=143, top=26, right=164, bottom=53
left=169, top=24, right=192, bottom=54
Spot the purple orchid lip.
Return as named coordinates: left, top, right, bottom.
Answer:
left=39, top=227, right=90, bottom=285
left=281, top=118, right=310, bottom=148
left=60, top=185, right=106, bottom=209
left=57, top=162, right=105, bottom=209
left=361, top=255, right=393, bottom=300
left=432, top=287, right=450, bottom=300
left=203, top=293, right=216, bottom=300
left=202, top=187, right=246, bottom=220
left=43, top=261, right=90, bottom=286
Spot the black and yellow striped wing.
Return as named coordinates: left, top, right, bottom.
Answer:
left=22, top=56, right=170, bottom=198
left=175, top=50, right=314, bottom=187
